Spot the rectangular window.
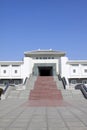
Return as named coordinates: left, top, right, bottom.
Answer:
left=15, top=70, right=17, bottom=73
left=84, top=69, right=87, bottom=73
left=3, top=70, right=6, bottom=73
left=43, top=57, right=47, bottom=59
left=12, top=65, right=20, bottom=67
left=71, top=64, right=79, bottom=66
left=82, top=64, right=87, bottom=66
left=1, top=65, right=8, bottom=67
left=73, top=69, right=76, bottom=73
left=82, top=80, right=87, bottom=84
left=71, top=80, right=77, bottom=84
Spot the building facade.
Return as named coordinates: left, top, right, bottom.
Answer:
left=0, top=49, right=87, bottom=89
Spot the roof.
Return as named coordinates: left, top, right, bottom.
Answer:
left=67, top=60, right=87, bottom=64
left=0, top=61, right=23, bottom=65
left=24, top=49, right=66, bottom=57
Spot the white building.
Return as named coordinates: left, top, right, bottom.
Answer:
left=0, top=49, right=87, bottom=89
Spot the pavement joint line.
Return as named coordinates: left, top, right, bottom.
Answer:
left=0, top=101, right=24, bottom=119
left=68, top=106, right=87, bottom=127
left=45, top=107, right=48, bottom=130
left=0, top=101, right=16, bottom=116
left=26, top=107, right=39, bottom=130
left=69, top=101, right=87, bottom=115
left=4, top=105, right=27, bottom=129
left=56, top=107, right=70, bottom=130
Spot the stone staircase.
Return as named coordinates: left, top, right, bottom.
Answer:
left=54, top=76, right=64, bottom=89
left=54, top=76, right=84, bottom=100
left=61, top=89, right=84, bottom=100
left=29, top=76, right=63, bottom=100
left=5, top=75, right=84, bottom=102
left=7, top=76, right=36, bottom=99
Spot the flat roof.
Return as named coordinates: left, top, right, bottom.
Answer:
left=67, top=60, right=87, bottom=64
left=0, top=61, right=23, bottom=65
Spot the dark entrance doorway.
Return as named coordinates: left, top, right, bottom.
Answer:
left=38, top=67, right=53, bottom=76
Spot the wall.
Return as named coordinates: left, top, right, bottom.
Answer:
left=61, top=57, right=70, bottom=88
left=23, top=57, right=33, bottom=79
left=67, top=63, right=87, bottom=79
left=0, top=64, right=23, bottom=79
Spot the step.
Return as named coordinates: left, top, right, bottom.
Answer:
left=29, top=76, right=63, bottom=101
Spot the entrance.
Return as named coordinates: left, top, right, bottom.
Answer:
left=38, top=67, right=53, bottom=76
left=33, top=63, right=56, bottom=76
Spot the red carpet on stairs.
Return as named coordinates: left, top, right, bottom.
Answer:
left=27, top=76, right=67, bottom=106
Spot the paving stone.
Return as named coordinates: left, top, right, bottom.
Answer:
left=48, top=122, right=66, bottom=128
left=48, top=127, right=68, bottom=130
left=66, top=121, right=84, bottom=127
left=28, top=127, right=47, bottom=130
left=0, top=128, right=5, bottom=130
left=69, top=127, right=87, bottom=130
left=0, top=93, right=87, bottom=130
left=6, top=128, right=26, bottom=130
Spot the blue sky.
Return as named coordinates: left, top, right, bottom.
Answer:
left=0, top=0, right=87, bottom=60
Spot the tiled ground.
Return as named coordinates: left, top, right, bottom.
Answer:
left=0, top=98, right=87, bottom=130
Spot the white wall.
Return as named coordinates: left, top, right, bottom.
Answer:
left=61, top=57, right=70, bottom=87
left=0, top=64, right=23, bottom=79
left=0, top=65, right=10, bottom=77
left=61, top=57, right=69, bottom=77
left=81, top=64, right=87, bottom=77
left=11, top=65, right=21, bottom=77
left=68, top=64, right=87, bottom=78
left=1, top=55, right=87, bottom=86
left=23, top=57, right=33, bottom=78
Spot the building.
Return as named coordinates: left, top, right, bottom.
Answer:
left=0, top=49, right=87, bottom=89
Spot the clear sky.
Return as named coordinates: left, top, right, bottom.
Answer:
left=0, top=0, right=87, bottom=60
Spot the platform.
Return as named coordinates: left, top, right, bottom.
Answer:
left=0, top=98, right=87, bottom=130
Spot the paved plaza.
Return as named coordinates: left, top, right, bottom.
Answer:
left=0, top=98, right=87, bottom=130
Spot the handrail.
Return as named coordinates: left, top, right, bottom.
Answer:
left=0, top=88, right=4, bottom=99
left=58, top=74, right=62, bottom=80
left=61, top=77, right=67, bottom=89
left=0, top=83, right=10, bottom=100
left=15, top=77, right=28, bottom=90
left=57, top=75, right=67, bottom=89
left=3, top=83, right=9, bottom=94
left=75, top=84, right=87, bottom=99
left=23, top=77, right=28, bottom=85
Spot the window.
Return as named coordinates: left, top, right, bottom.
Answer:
left=71, top=80, right=77, bottom=84
left=82, top=80, right=87, bottom=84
left=71, top=64, right=79, bottom=66
left=82, top=64, right=87, bottom=66
left=14, top=80, right=20, bottom=85
left=1, top=65, right=8, bottom=67
left=43, top=57, right=47, bottom=59
left=73, top=69, right=76, bottom=73
left=15, top=70, right=17, bottom=74
left=12, top=65, right=19, bottom=67
left=3, top=70, right=6, bottom=74
left=84, top=69, right=87, bottom=73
